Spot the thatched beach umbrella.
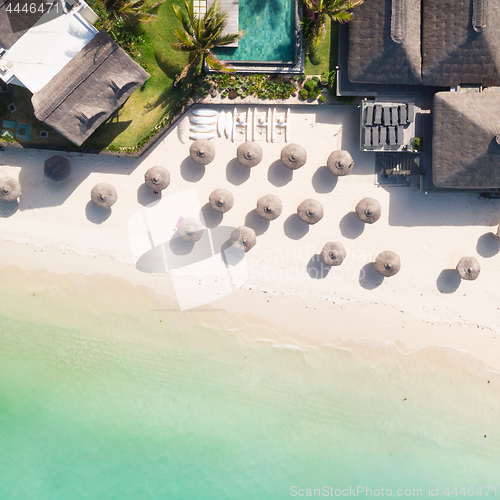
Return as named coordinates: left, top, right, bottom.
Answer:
left=177, top=217, right=204, bottom=242
left=0, top=177, right=21, bottom=202
left=456, top=257, right=480, bottom=281
left=44, top=155, right=71, bottom=182
left=321, top=242, right=346, bottom=266
left=237, top=141, right=263, bottom=168
left=374, top=251, right=401, bottom=277
left=327, top=150, right=354, bottom=176
left=190, top=139, right=215, bottom=165
left=355, top=197, right=381, bottom=224
left=145, top=166, right=170, bottom=192
left=280, top=143, right=307, bottom=170
left=496, top=224, right=500, bottom=238
left=209, top=188, right=234, bottom=213
left=230, top=225, right=256, bottom=253
left=91, top=183, right=117, bottom=209
left=256, top=194, right=282, bottom=221
left=297, top=199, right=324, bottom=225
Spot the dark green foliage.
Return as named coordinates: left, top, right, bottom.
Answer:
left=209, top=74, right=296, bottom=100
left=107, top=18, right=150, bottom=70
left=299, top=89, right=309, bottom=100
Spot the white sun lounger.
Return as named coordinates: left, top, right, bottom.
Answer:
left=233, top=107, right=250, bottom=141
left=273, top=108, right=290, bottom=143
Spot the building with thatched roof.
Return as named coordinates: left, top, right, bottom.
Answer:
left=348, top=0, right=422, bottom=85
left=432, top=90, right=500, bottom=189
left=32, top=31, right=149, bottom=146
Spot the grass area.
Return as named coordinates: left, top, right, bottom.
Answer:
left=304, top=20, right=339, bottom=76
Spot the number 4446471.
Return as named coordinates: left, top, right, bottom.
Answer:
left=444, top=486, right=497, bottom=496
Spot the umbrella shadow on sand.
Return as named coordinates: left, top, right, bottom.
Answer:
left=267, top=160, right=293, bottom=187
left=85, top=200, right=111, bottom=224
left=436, top=269, right=461, bottom=294
left=200, top=203, right=223, bottom=228
left=340, top=211, right=365, bottom=239
left=245, top=209, right=270, bottom=236
left=0, top=199, right=19, bottom=217
left=307, top=254, right=330, bottom=279
left=137, top=183, right=161, bottom=207
left=180, top=157, right=205, bottom=182
left=476, top=232, right=500, bottom=258
left=312, top=166, right=338, bottom=193
left=283, top=214, right=309, bottom=240
left=226, top=158, right=250, bottom=186
left=358, top=263, right=383, bottom=290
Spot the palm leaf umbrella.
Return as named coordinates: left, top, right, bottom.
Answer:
left=0, top=177, right=21, bottom=202
left=327, top=150, right=354, bottom=176
left=256, top=194, right=282, bottom=221
left=177, top=217, right=204, bottom=242
left=237, top=141, right=263, bottom=168
left=145, top=166, right=170, bottom=191
left=190, top=139, right=215, bottom=165
left=374, top=251, right=401, bottom=277
left=321, top=242, right=346, bottom=266
left=230, top=225, right=256, bottom=252
left=355, top=197, right=381, bottom=224
left=297, top=199, right=324, bottom=225
left=280, top=143, right=307, bottom=170
left=209, top=188, right=234, bottom=213
left=91, top=183, right=117, bottom=209
left=44, top=155, right=71, bottom=182
left=456, top=257, right=480, bottom=281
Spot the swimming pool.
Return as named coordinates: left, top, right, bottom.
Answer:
left=214, top=0, right=297, bottom=64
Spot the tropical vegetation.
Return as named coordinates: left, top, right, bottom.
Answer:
left=170, top=0, right=244, bottom=85
left=103, top=0, right=164, bottom=27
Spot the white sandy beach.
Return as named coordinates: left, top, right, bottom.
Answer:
left=1, top=105, right=500, bottom=368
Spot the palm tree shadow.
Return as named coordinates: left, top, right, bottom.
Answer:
left=155, top=51, right=186, bottom=81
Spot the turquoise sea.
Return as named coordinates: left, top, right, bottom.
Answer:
left=0, top=268, right=499, bottom=499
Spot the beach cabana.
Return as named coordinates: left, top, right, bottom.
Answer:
left=0, top=177, right=21, bottom=202
left=321, top=242, right=346, bottom=266
left=230, top=226, right=256, bottom=253
left=374, top=251, right=401, bottom=277
left=281, top=144, right=307, bottom=170
left=456, top=257, right=480, bottom=281
left=91, top=183, right=117, bottom=209
left=190, top=139, right=215, bottom=165
left=237, top=141, right=263, bottom=168
left=327, top=150, right=354, bottom=176
left=177, top=218, right=204, bottom=242
left=209, top=188, right=234, bottom=213
left=297, top=199, right=324, bottom=225
left=44, top=155, right=71, bottom=182
left=256, top=194, right=282, bottom=221
left=355, top=197, right=381, bottom=224
left=145, top=166, right=170, bottom=192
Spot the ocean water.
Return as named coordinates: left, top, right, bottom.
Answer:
left=0, top=267, right=499, bottom=499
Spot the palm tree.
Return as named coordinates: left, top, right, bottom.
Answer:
left=106, top=0, right=164, bottom=26
left=302, top=0, right=364, bottom=24
left=171, top=0, right=244, bottom=85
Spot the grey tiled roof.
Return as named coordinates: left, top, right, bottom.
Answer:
left=348, top=0, right=421, bottom=85
left=432, top=91, right=500, bottom=189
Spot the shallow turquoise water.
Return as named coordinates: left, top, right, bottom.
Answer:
left=0, top=273, right=499, bottom=499
left=214, top=0, right=295, bottom=62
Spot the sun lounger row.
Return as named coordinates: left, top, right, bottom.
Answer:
left=364, top=125, right=405, bottom=148
left=365, top=103, right=414, bottom=127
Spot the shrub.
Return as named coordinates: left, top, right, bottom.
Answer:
left=228, top=89, right=238, bottom=99
left=1, top=131, right=15, bottom=143
left=299, top=89, right=309, bottom=100
left=318, top=95, right=326, bottom=103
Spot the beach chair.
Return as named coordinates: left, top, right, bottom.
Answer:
left=383, top=107, right=391, bottom=126
left=396, top=125, right=404, bottom=145
left=364, top=127, right=372, bottom=148
left=234, top=107, right=250, bottom=141
left=374, top=105, right=382, bottom=125
left=274, top=108, right=290, bottom=142
left=398, top=104, right=407, bottom=124
left=391, top=106, right=398, bottom=126
left=365, top=105, right=374, bottom=126
left=388, top=126, right=396, bottom=146
left=372, top=125, right=380, bottom=146
left=379, top=126, right=387, bottom=146
left=407, top=103, right=415, bottom=123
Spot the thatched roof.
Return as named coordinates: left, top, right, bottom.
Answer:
left=348, top=0, right=422, bottom=84
left=0, top=0, right=46, bottom=49
left=422, top=0, right=500, bottom=86
left=31, top=30, right=149, bottom=146
left=432, top=91, right=500, bottom=189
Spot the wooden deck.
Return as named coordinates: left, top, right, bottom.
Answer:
left=207, top=0, right=239, bottom=47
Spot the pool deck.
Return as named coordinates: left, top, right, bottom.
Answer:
left=207, top=0, right=239, bottom=47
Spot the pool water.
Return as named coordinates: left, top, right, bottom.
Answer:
left=214, top=0, right=296, bottom=63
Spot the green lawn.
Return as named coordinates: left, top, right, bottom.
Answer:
left=304, top=20, right=338, bottom=76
